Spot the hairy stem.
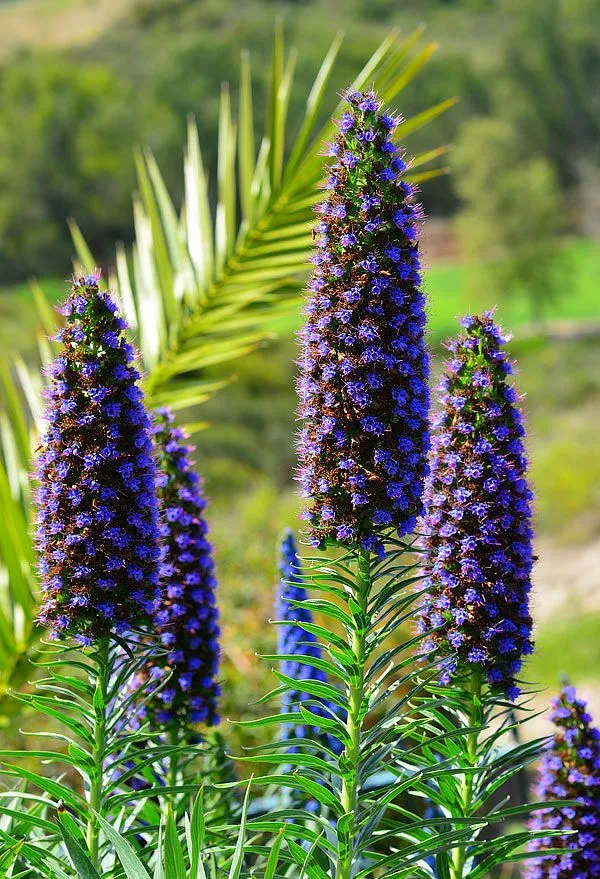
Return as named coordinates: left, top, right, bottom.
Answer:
left=336, top=547, right=370, bottom=879
left=87, top=637, right=111, bottom=867
left=451, top=670, right=482, bottom=879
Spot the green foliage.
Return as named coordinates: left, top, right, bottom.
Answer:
left=0, top=51, right=176, bottom=282
left=498, top=0, right=600, bottom=184
left=453, top=117, right=569, bottom=322
left=407, top=678, right=561, bottom=878
left=93, top=787, right=251, bottom=879
left=0, top=638, right=234, bottom=877
left=230, top=540, right=468, bottom=877
left=0, top=358, right=41, bottom=706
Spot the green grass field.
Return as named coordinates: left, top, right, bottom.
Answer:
left=267, top=237, right=600, bottom=340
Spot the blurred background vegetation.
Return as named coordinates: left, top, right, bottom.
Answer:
left=0, top=0, right=599, bottom=741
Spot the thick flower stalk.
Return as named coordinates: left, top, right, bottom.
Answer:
left=276, top=529, right=342, bottom=755
left=35, top=273, right=161, bottom=642
left=288, top=89, right=434, bottom=879
left=420, top=312, right=534, bottom=700
left=138, top=408, right=221, bottom=731
left=297, top=88, right=430, bottom=555
left=527, top=686, right=600, bottom=879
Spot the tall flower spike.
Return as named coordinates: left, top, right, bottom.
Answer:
left=276, top=529, right=343, bottom=755
left=297, top=89, right=430, bottom=555
left=419, top=312, right=534, bottom=699
left=140, top=408, right=220, bottom=728
left=527, top=686, right=600, bottom=879
left=35, top=273, right=161, bottom=643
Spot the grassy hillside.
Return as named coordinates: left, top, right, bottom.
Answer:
left=0, top=0, right=503, bottom=57
left=0, top=0, right=138, bottom=56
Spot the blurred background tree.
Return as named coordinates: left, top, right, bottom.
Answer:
left=0, top=0, right=599, bottom=284
left=0, top=50, right=175, bottom=281
left=453, top=117, right=569, bottom=324
left=499, top=0, right=600, bottom=186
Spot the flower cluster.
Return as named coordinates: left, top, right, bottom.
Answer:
left=297, top=89, right=430, bottom=555
left=276, top=530, right=343, bottom=755
left=419, top=312, right=534, bottom=699
left=527, top=686, right=600, bottom=879
left=140, top=409, right=220, bottom=728
left=35, top=274, right=161, bottom=642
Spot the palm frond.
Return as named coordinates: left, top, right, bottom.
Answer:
left=66, top=25, right=453, bottom=411
left=0, top=361, right=41, bottom=701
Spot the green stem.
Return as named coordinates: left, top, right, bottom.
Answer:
left=87, top=637, right=111, bottom=867
left=336, top=547, right=370, bottom=879
left=450, top=670, right=482, bottom=879
left=168, top=723, right=180, bottom=790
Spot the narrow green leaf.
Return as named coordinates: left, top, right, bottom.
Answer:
left=57, top=813, right=102, bottom=879
left=405, top=167, right=450, bottom=185
left=216, top=83, right=236, bottom=274
left=115, top=242, right=138, bottom=331
left=228, top=780, right=252, bottom=879
left=0, top=759, right=89, bottom=809
left=184, top=116, right=214, bottom=295
left=400, top=97, right=459, bottom=139
left=131, top=209, right=165, bottom=370
left=0, top=838, right=24, bottom=872
left=164, top=807, right=186, bottom=879
left=380, top=40, right=439, bottom=103
left=134, top=148, right=176, bottom=330
left=0, top=462, right=36, bottom=613
left=146, top=150, right=186, bottom=276
left=0, top=361, right=30, bottom=466
left=264, top=827, right=285, bottom=879
left=284, top=31, right=344, bottom=179
left=189, top=788, right=206, bottom=878
left=153, top=825, right=165, bottom=879
left=268, top=20, right=284, bottom=192
left=68, top=219, right=96, bottom=275
left=30, top=278, right=60, bottom=342
left=94, top=811, right=151, bottom=879
left=286, top=837, right=328, bottom=879
left=238, top=50, right=256, bottom=225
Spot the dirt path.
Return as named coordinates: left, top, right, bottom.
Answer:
left=528, top=536, right=600, bottom=732
left=532, top=536, right=600, bottom=625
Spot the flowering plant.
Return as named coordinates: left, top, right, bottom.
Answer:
left=0, top=80, right=587, bottom=879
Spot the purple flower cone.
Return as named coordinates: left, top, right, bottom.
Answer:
left=297, top=89, right=430, bottom=556
left=527, top=686, right=600, bottom=879
left=35, top=273, right=160, bottom=643
left=419, top=312, right=534, bottom=699
left=138, top=408, right=221, bottom=728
